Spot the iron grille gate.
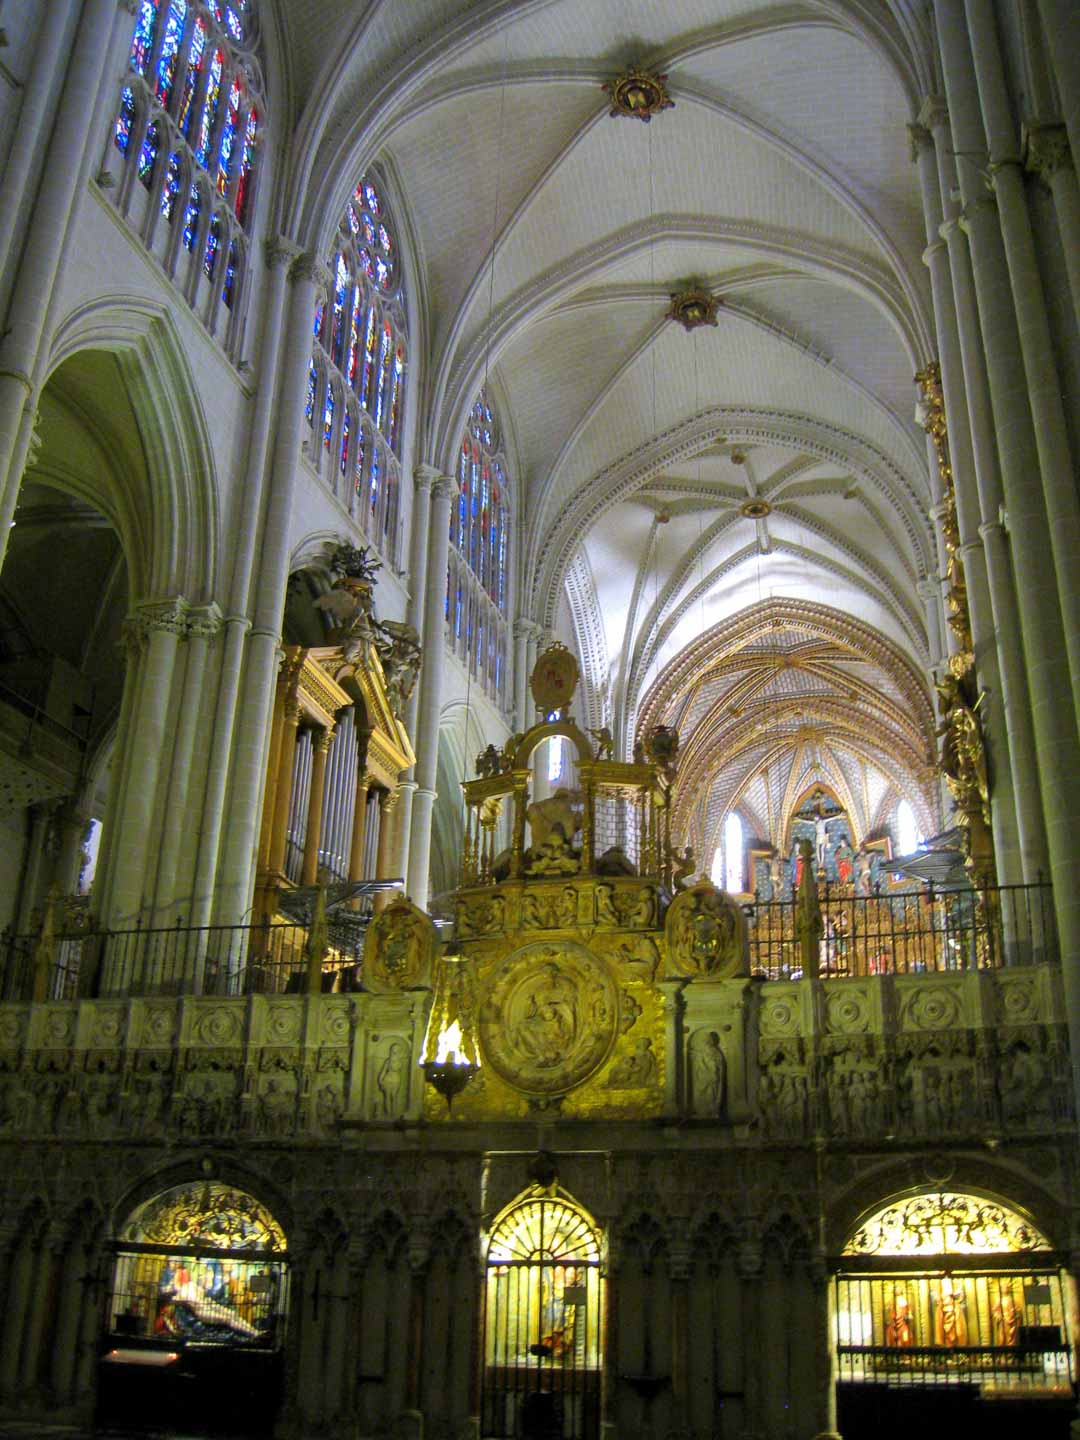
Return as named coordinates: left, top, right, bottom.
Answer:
left=482, top=1197, right=603, bottom=1440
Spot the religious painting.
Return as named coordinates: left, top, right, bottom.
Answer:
left=108, top=1182, right=289, bottom=1350
left=788, top=788, right=854, bottom=890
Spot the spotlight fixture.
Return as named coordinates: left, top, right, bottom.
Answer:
left=603, top=66, right=675, bottom=123
left=666, top=285, right=721, bottom=331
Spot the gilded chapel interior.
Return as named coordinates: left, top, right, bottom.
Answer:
left=0, top=3, right=1079, bottom=1439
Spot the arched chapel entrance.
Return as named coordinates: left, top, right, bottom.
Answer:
left=482, top=1187, right=605, bottom=1440
left=98, top=1179, right=290, bottom=1437
left=834, top=1189, right=1076, bottom=1438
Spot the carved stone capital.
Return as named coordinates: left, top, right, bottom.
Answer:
left=1024, top=123, right=1071, bottom=180
left=186, top=601, right=224, bottom=640
left=289, top=251, right=331, bottom=290
left=124, top=596, right=188, bottom=648
left=736, top=1238, right=763, bottom=1279
left=431, top=473, right=459, bottom=503
left=907, top=122, right=933, bottom=163
left=413, top=463, right=442, bottom=493
left=917, top=94, right=948, bottom=133
left=264, top=235, right=302, bottom=271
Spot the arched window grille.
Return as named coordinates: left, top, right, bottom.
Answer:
left=482, top=1188, right=604, bottom=1440
left=835, top=1190, right=1073, bottom=1394
left=104, top=1, right=265, bottom=358
left=307, top=174, right=407, bottom=564
left=445, top=390, right=511, bottom=707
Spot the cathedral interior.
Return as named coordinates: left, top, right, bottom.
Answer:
left=1, top=3, right=1079, bottom=1438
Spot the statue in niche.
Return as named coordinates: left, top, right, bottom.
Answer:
left=595, top=884, right=620, bottom=926
left=1000, top=1047, right=1046, bottom=1128
left=605, top=1038, right=658, bottom=1088
left=316, top=1083, right=342, bottom=1131
left=917, top=1068, right=947, bottom=1132
left=776, top=1072, right=807, bottom=1136
left=376, top=1041, right=407, bottom=1118
left=689, top=1030, right=726, bottom=1118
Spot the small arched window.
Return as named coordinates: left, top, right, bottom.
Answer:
left=711, top=812, right=744, bottom=892
left=896, top=799, right=921, bottom=857
left=308, top=174, right=408, bottom=564
left=106, top=1, right=264, bottom=357
left=446, top=389, right=512, bottom=707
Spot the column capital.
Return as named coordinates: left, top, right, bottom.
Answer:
left=313, top=726, right=335, bottom=754
left=264, top=235, right=303, bottom=271
left=907, top=122, right=934, bottom=162
left=186, top=601, right=224, bottom=639
left=938, top=217, right=962, bottom=244
left=917, top=94, right=948, bottom=133
left=124, top=595, right=189, bottom=647
left=413, top=463, right=442, bottom=492
left=921, top=239, right=947, bottom=267
left=431, top=473, right=460, bottom=503
left=1024, top=122, right=1071, bottom=180
left=513, top=617, right=539, bottom=641
left=288, top=251, right=331, bottom=290
left=915, top=576, right=940, bottom=601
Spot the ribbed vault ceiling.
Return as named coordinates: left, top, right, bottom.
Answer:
left=270, top=0, right=938, bottom=824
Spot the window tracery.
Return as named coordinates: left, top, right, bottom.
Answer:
left=106, top=0, right=264, bottom=359
left=446, top=392, right=511, bottom=706
left=307, top=174, right=407, bottom=564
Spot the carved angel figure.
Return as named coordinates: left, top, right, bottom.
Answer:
left=588, top=725, right=614, bottom=760
left=374, top=618, right=422, bottom=714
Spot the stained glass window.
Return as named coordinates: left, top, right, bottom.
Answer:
left=182, top=184, right=201, bottom=251
left=235, top=107, right=257, bottom=223
left=138, top=121, right=161, bottom=187
left=323, top=381, right=335, bottom=452
left=177, top=16, right=206, bottom=136
left=115, top=87, right=136, bottom=154
left=160, top=152, right=182, bottom=221
left=129, top=1, right=159, bottom=75
left=447, top=389, right=512, bottom=704
left=153, top=1, right=187, bottom=107
left=307, top=172, right=406, bottom=558
left=340, top=408, right=350, bottom=476
left=217, top=77, right=241, bottom=196
left=305, top=360, right=317, bottom=426
left=203, top=214, right=221, bottom=278
left=222, top=240, right=239, bottom=308
left=110, top=0, right=262, bottom=359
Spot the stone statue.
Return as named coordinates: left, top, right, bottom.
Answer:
left=376, top=1042, right=407, bottom=1118
left=690, top=1030, right=726, bottom=1117
left=527, top=788, right=581, bottom=851
left=588, top=725, right=614, bottom=760
left=671, top=845, right=695, bottom=892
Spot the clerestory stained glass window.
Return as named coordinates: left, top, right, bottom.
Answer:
left=108, top=0, right=262, bottom=360
left=308, top=172, right=407, bottom=564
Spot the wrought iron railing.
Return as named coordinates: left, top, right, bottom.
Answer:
left=0, top=916, right=370, bottom=1002
left=745, top=882, right=1056, bottom=979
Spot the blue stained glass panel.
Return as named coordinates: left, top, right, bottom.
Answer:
left=305, top=361, right=317, bottom=425
left=222, top=241, right=238, bottom=308
left=360, top=305, right=377, bottom=409
left=353, top=426, right=366, bottom=494
left=224, top=5, right=243, bottom=41
left=340, top=409, right=350, bottom=475
left=312, top=298, right=325, bottom=341
left=235, top=107, right=257, bottom=224
left=369, top=441, right=380, bottom=518
left=177, top=16, right=205, bottom=136
left=115, top=87, right=136, bottom=154
left=322, top=382, right=334, bottom=451
left=374, top=255, right=390, bottom=289
left=362, top=182, right=380, bottom=214
left=374, top=320, right=391, bottom=431
left=195, top=49, right=223, bottom=166
left=347, top=290, right=363, bottom=388
left=129, top=1, right=158, bottom=75
left=331, top=253, right=347, bottom=367
left=217, top=77, right=241, bottom=195
left=154, top=1, right=187, bottom=106
left=160, top=152, right=182, bottom=220
left=203, top=215, right=221, bottom=278
left=182, top=185, right=201, bottom=250
left=138, top=121, right=161, bottom=187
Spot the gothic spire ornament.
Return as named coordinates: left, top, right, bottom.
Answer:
left=666, top=284, right=721, bottom=330
left=603, top=66, right=675, bottom=122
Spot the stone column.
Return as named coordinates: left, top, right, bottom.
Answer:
left=936, top=0, right=1080, bottom=1118
left=1035, top=0, right=1080, bottom=204
left=152, top=603, right=221, bottom=921
left=513, top=618, right=534, bottom=733
left=215, top=253, right=321, bottom=923
left=374, top=787, right=399, bottom=910
left=808, top=1249, right=840, bottom=1440
left=394, top=465, right=438, bottom=884
left=965, top=2, right=1080, bottom=723
left=302, top=727, right=334, bottom=885
left=190, top=237, right=296, bottom=929
left=1025, top=126, right=1080, bottom=322
left=0, top=0, right=123, bottom=570
left=407, top=474, right=458, bottom=907
left=105, top=599, right=187, bottom=929
left=668, top=1240, right=692, bottom=1430
left=404, top=1228, right=432, bottom=1413
left=348, top=771, right=372, bottom=881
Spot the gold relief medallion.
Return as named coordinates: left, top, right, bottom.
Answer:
left=665, top=880, right=747, bottom=979
left=479, top=942, right=619, bottom=1096
left=529, top=642, right=580, bottom=716
left=363, top=896, right=437, bottom=991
